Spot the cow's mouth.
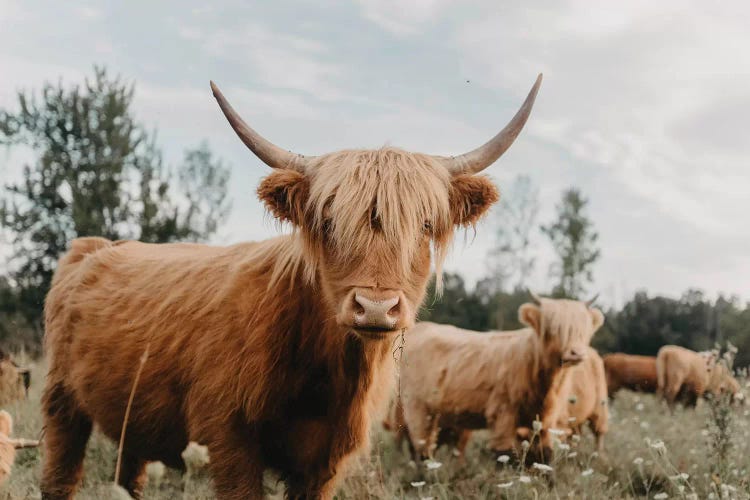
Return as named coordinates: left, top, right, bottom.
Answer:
left=352, top=326, right=398, bottom=340
left=561, top=357, right=584, bottom=366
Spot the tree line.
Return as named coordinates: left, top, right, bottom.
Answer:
left=0, top=67, right=230, bottom=353
left=1, top=67, right=748, bottom=364
left=420, top=176, right=750, bottom=366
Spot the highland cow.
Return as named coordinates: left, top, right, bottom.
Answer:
left=40, top=76, right=542, bottom=499
left=398, top=295, right=603, bottom=463
left=602, top=353, right=658, bottom=397
left=655, top=345, right=740, bottom=410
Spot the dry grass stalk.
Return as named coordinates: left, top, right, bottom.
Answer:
left=114, top=343, right=150, bottom=486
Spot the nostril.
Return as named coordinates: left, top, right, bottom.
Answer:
left=387, top=299, right=401, bottom=317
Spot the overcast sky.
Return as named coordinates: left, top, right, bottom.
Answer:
left=1, top=0, right=748, bottom=306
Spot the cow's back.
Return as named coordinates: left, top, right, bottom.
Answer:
left=44, top=236, right=281, bottom=465
left=603, top=353, right=657, bottom=394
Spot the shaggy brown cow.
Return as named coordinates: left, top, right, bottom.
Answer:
left=0, top=350, right=29, bottom=406
left=656, top=345, right=740, bottom=410
left=602, top=353, right=658, bottom=396
left=399, top=296, right=603, bottom=463
left=40, top=76, right=542, bottom=499
left=556, top=347, right=609, bottom=453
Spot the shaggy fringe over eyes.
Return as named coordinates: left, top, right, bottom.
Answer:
left=303, top=147, right=455, bottom=290
left=535, top=298, right=601, bottom=348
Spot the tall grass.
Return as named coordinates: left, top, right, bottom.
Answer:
left=2, top=359, right=748, bottom=499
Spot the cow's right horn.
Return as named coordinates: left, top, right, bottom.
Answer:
left=437, top=74, right=542, bottom=175
left=528, top=289, right=543, bottom=304
left=210, top=81, right=315, bottom=173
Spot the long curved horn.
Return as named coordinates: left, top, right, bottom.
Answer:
left=439, top=74, right=542, bottom=175
left=210, top=81, right=314, bottom=172
left=527, top=289, right=543, bottom=304
left=585, top=293, right=600, bottom=307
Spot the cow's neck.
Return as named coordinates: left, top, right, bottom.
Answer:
left=523, top=336, right=564, bottom=417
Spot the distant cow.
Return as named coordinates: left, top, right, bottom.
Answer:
left=398, top=295, right=603, bottom=463
left=603, top=353, right=658, bottom=396
left=656, top=345, right=741, bottom=410
left=556, top=347, right=609, bottom=453
left=40, top=76, right=542, bottom=499
left=0, top=350, right=29, bottom=406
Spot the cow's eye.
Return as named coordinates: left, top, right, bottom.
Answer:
left=423, top=221, right=433, bottom=234
left=321, top=219, right=333, bottom=236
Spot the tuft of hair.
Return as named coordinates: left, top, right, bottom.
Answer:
left=525, top=297, right=603, bottom=345
left=305, top=147, right=455, bottom=289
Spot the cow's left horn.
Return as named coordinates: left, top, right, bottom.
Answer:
left=438, top=74, right=542, bottom=175
left=585, top=294, right=600, bottom=307
left=210, top=81, right=314, bottom=173
left=528, top=289, right=543, bottom=304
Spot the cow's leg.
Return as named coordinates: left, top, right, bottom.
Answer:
left=206, top=438, right=264, bottom=500
left=117, top=452, right=147, bottom=500
left=454, top=430, right=471, bottom=465
left=40, top=383, right=93, bottom=500
left=488, top=412, right=518, bottom=460
left=403, top=405, right=434, bottom=460
left=285, top=470, right=337, bottom=500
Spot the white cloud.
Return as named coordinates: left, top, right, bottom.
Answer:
left=177, top=22, right=343, bottom=101
left=356, top=0, right=455, bottom=35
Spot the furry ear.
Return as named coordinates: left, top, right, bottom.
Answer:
left=589, top=308, right=604, bottom=331
left=449, top=174, right=500, bottom=226
left=519, top=303, right=542, bottom=334
left=257, top=170, right=309, bottom=225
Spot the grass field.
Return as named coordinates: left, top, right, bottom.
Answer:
left=2, top=358, right=749, bottom=499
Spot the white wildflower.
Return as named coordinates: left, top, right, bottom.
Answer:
left=519, top=475, right=532, bottom=483
left=181, top=441, right=210, bottom=473
left=648, top=439, right=666, bottom=453
left=571, top=434, right=581, bottom=442
left=425, top=460, right=442, bottom=470
left=521, top=440, right=530, bottom=449
left=640, top=421, right=650, bottom=429
left=568, top=417, right=577, bottom=423
left=549, top=428, right=566, bottom=436
left=701, top=429, right=709, bottom=437
left=421, top=497, right=434, bottom=500
left=581, top=468, right=594, bottom=477
left=146, top=461, right=166, bottom=486
left=533, top=420, right=543, bottom=432
left=532, top=463, right=554, bottom=473
left=411, top=481, right=426, bottom=487
left=567, top=451, right=577, bottom=458
left=497, top=455, right=511, bottom=464
left=497, top=481, right=513, bottom=489
left=633, top=457, right=644, bottom=465
left=653, top=493, right=668, bottom=499
left=557, top=443, right=570, bottom=451
left=636, top=403, right=644, bottom=411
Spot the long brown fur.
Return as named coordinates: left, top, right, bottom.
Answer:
left=602, top=353, right=658, bottom=396
left=397, top=298, right=604, bottom=463
left=41, top=146, right=499, bottom=499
